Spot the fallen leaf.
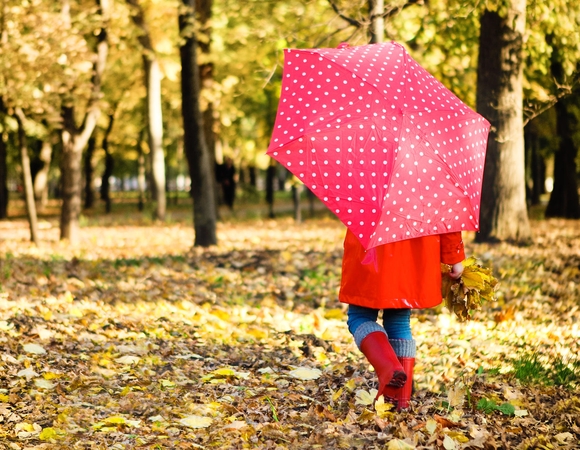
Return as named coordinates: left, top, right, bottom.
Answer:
left=554, top=432, right=574, bottom=443
left=115, top=355, right=141, bottom=365
left=425, top=418, right=437, bottom=435
left=447, top=382, right=466, bottom=408
left=355, top=389, right=376, bottom=406
left=387, top=438, right=415, bottom=449
left=179, top=415, right=213, bottom=429
left=223, top=420, right=248, bottom=430
left=34, top=378, right=55, bottom=390
left=443, top=434, right=456, bottom=450
left=22, top=343, right=46, bottom=355
left=17, top=367, right=39, bottom=380
left=288, top=367, right=322, bottom=380
left=434, top=414, right=462, bottom=428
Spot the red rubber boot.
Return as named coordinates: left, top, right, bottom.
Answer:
left=359, top=331, right=407, bottom=402
left=395, top=357, right=415, bottom=410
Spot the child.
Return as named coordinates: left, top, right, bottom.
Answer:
left=339, top=229, right=465, bottom=410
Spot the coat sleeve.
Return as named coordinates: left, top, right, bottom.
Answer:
left=440, top=232, right=465, bottom=264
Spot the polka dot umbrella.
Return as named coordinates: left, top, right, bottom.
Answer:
left=267, top=41, right=490, bottom=249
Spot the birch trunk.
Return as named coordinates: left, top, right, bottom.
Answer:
left=368, top=0, right=384, bottom=43
left=15, top=108, right=39, bottom=244
left=128, top=0, right=166, bottom=221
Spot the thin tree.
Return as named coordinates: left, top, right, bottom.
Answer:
left=84, top=136, right=96, bottom=209
left=475, top=0, right=532, bottom=243
left=179, top=0, right=217, bottom=246
left=59, top=0, right=109, bottom=243
left=127, top=0, right=166, bottom=221
left=0, top=99, right=8, bottom=219
left=100, top=113, right=115, bottom=214
left=14, top=108, right=39, bottom=244
left=33, top=138, right=53, bottom=211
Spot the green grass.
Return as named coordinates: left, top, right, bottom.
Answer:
left=511, top=352, right=580, bottom=388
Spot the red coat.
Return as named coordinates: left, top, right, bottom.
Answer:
left=339, top=230, right=465, bottom=309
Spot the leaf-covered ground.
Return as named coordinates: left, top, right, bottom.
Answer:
left=0, top=211, right=579, bottom=449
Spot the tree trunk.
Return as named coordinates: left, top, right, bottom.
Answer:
left=179, top=0, right=217, bottom=247
left=137, top=130, right=146, bottom=212
left=196, top=0, right=219, bottom=216
left=127, top=0, right=166, bottom=221
left=101, top=113, right=115, bottom=214
left=266, top=162, right=276, bottom=219
left=545, top=94, right=580, bottom=218
left=59, top=0, right=108, bottom=243
left=292, top=183, right=302, bottom=223
left=84, top=136, right=96, bottom=209
left=524, top=124, right=545, bottom=206
left=545, top=47, right=580, bottom=218
left=0, top=124, right=7, bottom=220
left=475, top=2, right=531, bottom=243
left=33, top=140, right=52, bottom=210
left=14, top=108, right=39, bottom=244
left=145, top=57, right=166, bottom=221
left=368, top=0, right=384, bottom=43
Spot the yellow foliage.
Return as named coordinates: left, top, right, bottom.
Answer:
left=441, top=257, right=499, bottom=321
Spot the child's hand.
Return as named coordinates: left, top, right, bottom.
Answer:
left=449, top=262, right=464, bottom=279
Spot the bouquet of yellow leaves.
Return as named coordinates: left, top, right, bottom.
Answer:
left=441, top=257, right=499, bottom=321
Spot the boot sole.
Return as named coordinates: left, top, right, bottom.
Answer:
left=388, top=370, right=407, bottom=388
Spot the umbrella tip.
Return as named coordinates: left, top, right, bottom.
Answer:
left=337, top=42, right=350, bottom=49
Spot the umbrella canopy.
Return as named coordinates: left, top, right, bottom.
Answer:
left=267, top=41, right=490, bottom=249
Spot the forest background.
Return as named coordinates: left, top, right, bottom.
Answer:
left=1, top=0, right=580, bottom=448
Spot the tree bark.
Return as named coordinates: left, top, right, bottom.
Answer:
left=196, top=0, right=219, bottom=215
left=137, top=129, right=146, bottom=212
left=266, top=162, right=276, bottom=219
left=524, top=125, right=545, bottom=206
left=127, top=0, right=166, bottom=221
left=292, top=183, right=302, bottom=223
left=545, top=47, right=580, bottom=218
left=545, top=93, right=580, bottom=218
left=59, top=0, right=108, bottom=243
left=475, top=1, right=531, bottom=243
left=84, top=136, right=96, bottom=209
left=33, top=140, right=52, bottom=210
left=179, top=0, right=217, bottom=247
left=368, top=0, right=384, bottom=43
left=0, top=124, right=7, bottom=220
left=101, top=113, right=115, bottom=214
left=14, top=108, right=39, bottom=245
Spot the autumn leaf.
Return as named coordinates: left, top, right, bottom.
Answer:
left=443, top=434, right=457, bottom=450
left=387, top=438, right=415, bottom=450
left=288, top=367, right=322, bottom=380
left=355, top=389, right=377, bottom=406
left=179, top=415, right=213, bottom=429
left=22, top=343, right=46, bottom=355
left=374, top=395, right=394, bottom=417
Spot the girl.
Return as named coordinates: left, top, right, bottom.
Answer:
left=339, top=230, right=465, bottom=410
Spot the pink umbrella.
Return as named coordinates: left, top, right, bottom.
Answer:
left=267, top=41, right=490, bottom=249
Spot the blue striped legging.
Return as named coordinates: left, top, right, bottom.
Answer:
left=347, top=305, right=412, bottom=340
